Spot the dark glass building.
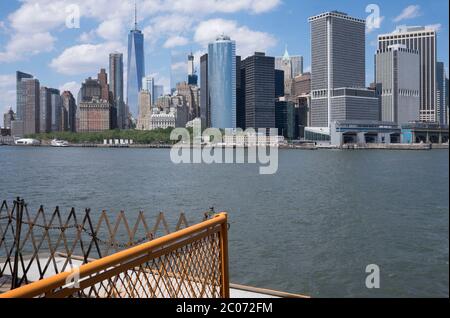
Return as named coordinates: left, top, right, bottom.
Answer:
left=200, top=54, right=210, bottom=128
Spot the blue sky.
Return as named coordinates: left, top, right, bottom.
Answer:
left=0, top=0, right=449, bottom=125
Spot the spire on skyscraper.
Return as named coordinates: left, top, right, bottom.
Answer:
left=134, top=0, right=138, bottom=30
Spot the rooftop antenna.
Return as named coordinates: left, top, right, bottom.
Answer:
left=134, top=0, right=138, bottom=30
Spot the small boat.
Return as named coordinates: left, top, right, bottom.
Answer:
left=14, top=138, right=41, bottom=146
left=51, top=139, right=69, bottom=147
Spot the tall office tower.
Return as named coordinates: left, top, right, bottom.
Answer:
left=275, top=69, right=285, bottom=99
left=187, top=52, right=198, bottom=86
left=275, top=47, right=303, bottom=96
left=48, top=88, right=62, bottom=132
left=109, top=52, right=125, bottom=129
left=200, top=54, right=210, bottom=128
left=208, top=35, right=236, bottom=129
left=446, top=77, right=450, bottom=125
left=309, top=11, right=379, bottom=128
left=436, top=62, right=447, bottom=124
left=16, top=71, right=33, bottom=121
left=142, top=76, right=155, bottom=105
left=127, top=2, right=145, bottom=119
left=378, top=26, right=437, bottom=122
left=98, top=69, right=110, bottom=101
left=236, top=56, right=246, bottom=129
left=61, top=91, right=77, bottom=132
left=375, top=44, right=420, bottom=124
left=39, top=87, right=51, bottom=133
left=16, top=74, right=40, bottom=135
left=137, top=90, right=152, bottom=130
left=241, top=52, right=276, bottom=130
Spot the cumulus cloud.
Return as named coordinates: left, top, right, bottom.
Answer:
left=50, top=42, right=126, bottom=75
left=164, top=36, right=190, bottom=48
left=59, top=81, right=81, bottom=95
left=194, top=18, right=277, bottom=58
left=394, top=5, right=421, bottom=22
left=0, top=32, right=55, bottom=62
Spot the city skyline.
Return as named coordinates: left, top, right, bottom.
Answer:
left=0, top=0, right=449, bottom=126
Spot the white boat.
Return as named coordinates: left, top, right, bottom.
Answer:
left=51, top=139, right=69, bottom=147
left=14, top=138, right=41, bottom=146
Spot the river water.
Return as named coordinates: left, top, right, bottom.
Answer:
left=0, top=146, right=448, bottom=297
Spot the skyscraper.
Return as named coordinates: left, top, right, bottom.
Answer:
left=61, top=91, right=77, bottom=132
left=241, top=52, right=276, bottom=130
left=275, top=47, right=303, bottom=96
left=127, top=2, right=145, bottom=120
left=187, top=52, right=198, bottom=86
left=109, top=52, right=125, bottom=129
left=39, top=87, right=51, bottom=133
left=200, top=54, right=210, bottom=128
left=378, top=26, right=437, bottom=122
left=375, top=44, right=420, bottom=124
left=142, top=76, right=155, bottom=105
left=16, top=71, right=33, bottom=122
left=49, top=88, right=62, bottom=132
left=436, top=62, right=447, bottom=125
left=208, top=35, right=236, bottom=129
left=309, top=11, right=379, bottom=128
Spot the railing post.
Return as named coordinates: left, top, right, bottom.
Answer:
left=11, top=197, right=24, bottom=290
left=219, top=213, right=230, bottom=298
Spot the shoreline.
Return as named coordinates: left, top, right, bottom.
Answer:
left=2, top=142, right=448, bottom=151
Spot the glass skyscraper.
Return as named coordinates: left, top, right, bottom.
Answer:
left=208, top=35, right=236, bottom=129
left=127, top=12, right=145, bottom=120
left=110, top=52, right=125, bottom=129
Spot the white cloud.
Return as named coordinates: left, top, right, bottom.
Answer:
left=425, top=24, right=442, bottom=32
left=0, top=32, right=55, bottom=62
left=96, top=18, right=125, bottom=41
left=59, top=81, right=81, bottom=95
left=50, top=42, right=126, bottom=75
left=393, top=5, right=421, bottom=22
left=164, top=36, right=189, bottom=48
left=194, top=18, right=277, bottom=58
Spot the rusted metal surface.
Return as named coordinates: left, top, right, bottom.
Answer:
left=0, top=213, right=229, bottom=298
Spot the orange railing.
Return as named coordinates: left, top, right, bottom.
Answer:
left=0, top=213, right=229, bottom=298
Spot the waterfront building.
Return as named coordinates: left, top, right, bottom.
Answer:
left=275, top=47, right=303, bottom=96
left=16, top=71, right=33, bottom=122
left=200, top=54, right=210, bottom=128
left=61, top=91, right=77, bottom=132
left=378, top=26, right=438, bottom=122
left=436, top=62, right=447, bottom=125
left=309, top=11, right=379, bottom=128
left=241, top=52, right=276, bottom=130
left=375, top=44, right=420, bottom=124
left=149, top=108, right=176, bottom=130
left=208, top=35, right=236, bottom=129
left=16, top=71, right=40, bottom=135
left=127, top=4, right=145, bottom=119
left=109, top=52, right=125, bottom=129
left=330, top=120, right=401, bottom=147
left=401, top=122, right=449, bottom=144
left=3, top=107, right=15, bottom=129
left=39, top=87, right=51, bottom=133
left=136, top=90, right=152, bottom=130
left=49, top=88, right=62, bottom=132
left=275, top=99, right=299, bottom=140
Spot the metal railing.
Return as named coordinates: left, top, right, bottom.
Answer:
left=0, top=210, right=229, bottom=298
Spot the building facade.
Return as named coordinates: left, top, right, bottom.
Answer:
left=78, top=100, right=111, bottom=132
left=136, top=90, right=152, bottom=130
left=39, top=87, right=51, bottom=133
left=275, top=48, right=303, bottom=96
left=375, top=44, right=420, bottom=124
left=208, top=35, right=236, bottom=129
left=309, top=11, right=377, bottom=128
left=61, top=91, right=77, bottom=132
left=16, top=72, right=40, bottom=135
left=3, top=107, right=15, bottom=129
left=200, top=54, right=210, bottom=128
left=241, top=52, right=276, bottom=130
left=109, top=52, right=125, bottom=129
left=127, top=17, right=145, bottom=119
left=378, top=26, right=437, bottom=122
left=436, top=62, right=447, bottom=125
